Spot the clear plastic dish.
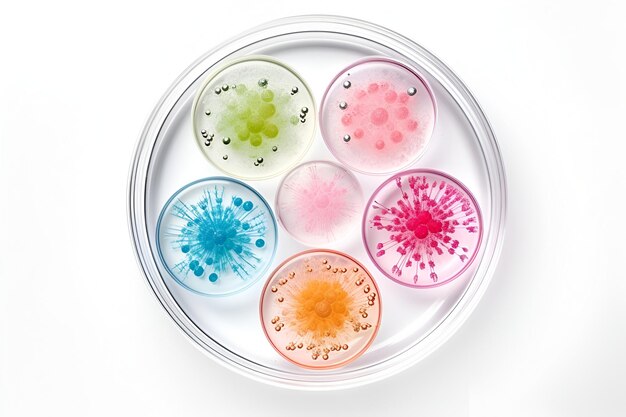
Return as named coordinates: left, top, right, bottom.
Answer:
left=128, top=15, right=506, bottom=390
left=275, top=160, right=362, bottom=245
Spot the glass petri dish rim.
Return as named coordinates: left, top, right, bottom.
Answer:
left=191, top=54, right=318, bottom=181
left=258, top=248, right=382, bottom=371
left=155, top=176, right=279, bottom=297
left=127, top=14, right=507, bottom=390
left=318, top=55, right=438, bottom=175
left=274, top=159, right=364, bottom=246
left=361, top=168, right=484, bottom=289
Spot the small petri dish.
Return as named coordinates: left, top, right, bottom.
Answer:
left=260, top=250, right=381, bottom=369
left=363, top=169, right=482, bottom=288
left=156, top=177, right=277, bottom=296
left=275, top=160, right=363, bottom=245
left=320, top=57, right=436, bottom=174
left=192, top=56, right=316, bottom=180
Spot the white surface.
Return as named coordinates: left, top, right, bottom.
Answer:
left=0, top=1, right=624, bottom=415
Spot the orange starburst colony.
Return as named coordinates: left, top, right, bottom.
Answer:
left=293, top=279, right=351, bottom=338
left=260, top=250, right=382, bottom=369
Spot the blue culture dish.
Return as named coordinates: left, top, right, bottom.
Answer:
left=156, top=177, right=277, bottom=296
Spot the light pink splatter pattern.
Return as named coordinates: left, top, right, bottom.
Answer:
left=276, top=161, right=363, bottom=245
left=363, top=170, right=482, bottom=288
left=320, top=58, right=436, bottom=174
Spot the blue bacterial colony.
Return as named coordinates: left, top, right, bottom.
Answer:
left=157, top=178, right=277, bottom=296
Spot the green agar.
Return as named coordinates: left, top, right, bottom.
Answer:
left=193, top=57, right=315, bottom=179
left=214, top=82, right=297, bottom=155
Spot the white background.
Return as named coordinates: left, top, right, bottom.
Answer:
left=1, top=1, right=624, bottom=415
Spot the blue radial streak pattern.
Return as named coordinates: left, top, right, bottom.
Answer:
left=169, top=187, right=267, bottom=282
left=157, top=178, right=277, bottom=296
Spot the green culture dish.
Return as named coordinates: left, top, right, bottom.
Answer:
left=192, top=56, right=316, bottom=180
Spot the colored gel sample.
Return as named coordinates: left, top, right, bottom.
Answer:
left=260, top=250, right=381, bottom=369
left=320, top=57, right=436, bottom=174
left=157, top=178, right=277, bottom=296
left=276, top=161, right=363, bottom=245
left=193, top=56, right=316, bottom=180
left=363, top=169, right=482, bottom=288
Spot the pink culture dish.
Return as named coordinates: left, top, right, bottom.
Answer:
left=275, top=161, right=363, bottom=245
left=319, top=57, right=437, bottom=175
left=363, top=169, right=483, bottom=288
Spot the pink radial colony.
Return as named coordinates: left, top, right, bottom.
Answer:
left=320, top=57, right=436, bottom=174
left=276, top=161, right=363, bottom=245
left=363, top=169, right=482, bottom=288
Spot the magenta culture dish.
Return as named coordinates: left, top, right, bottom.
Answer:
left=128, top=16, right=506, bottom=389
left=363, top=169, right=482, bottom=288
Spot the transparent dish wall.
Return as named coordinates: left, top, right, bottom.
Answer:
left=128, top=15, right=506, bottom=390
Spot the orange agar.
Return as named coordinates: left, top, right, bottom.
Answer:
left=260, top=250, right=382, bottom=369
left=294, top=279, right=351, bottom=339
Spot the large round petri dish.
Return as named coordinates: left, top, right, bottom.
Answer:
left=128, top=15, right=506, bottom=390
